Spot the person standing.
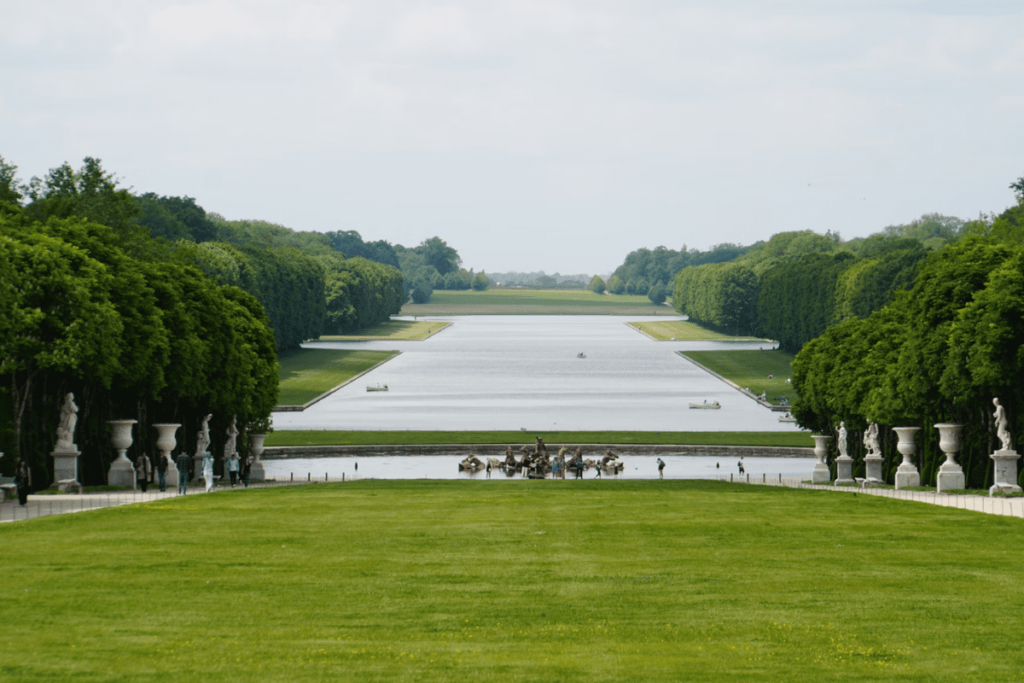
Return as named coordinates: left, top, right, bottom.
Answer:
left=551, top=456, right=560, bottom=479
left=202, top=451, right=215, bottom=493
left=574, top=451, right=585, bottom=480
left=156, top=453, right=168, bottom=492
left=14, top=457, right=32, bottom=507
left=134, top=452, right=152, bottom=493
left=738, top=458, right=745, bottom=475
left=226, top=453, right=240, bottom=487
left=657, top=458, right=665, bottom=479
left=176, top=451, right=191, bottom=495
left=241, top=455, right=252, bottom=488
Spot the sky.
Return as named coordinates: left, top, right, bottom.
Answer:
left=3, top=1, right=1024, bottom=274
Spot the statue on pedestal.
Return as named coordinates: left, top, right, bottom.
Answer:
left=195, top=414, right=212, bottom=456
left=863, top=422, right=880, bottom=457
left=994, top=398, right=1013, bottom=452
left=224, top=415, right=239, bottom=459
left=837, top=422, right=848, bottom=458
left=55, top=393, right=79, bottom=452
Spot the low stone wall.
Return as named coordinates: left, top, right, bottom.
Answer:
left=263, top=444, right=814, bottom=460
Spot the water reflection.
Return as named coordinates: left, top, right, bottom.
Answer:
left=264, top=455, right=814, bottom=481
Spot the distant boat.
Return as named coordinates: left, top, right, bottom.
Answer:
left=689, top=401, right=721, bottom=410
left=366, top=384, right=389, bottom=392
left=577, top=352, right=587, bottom=359
left=779, top=414, right=796, bottom=423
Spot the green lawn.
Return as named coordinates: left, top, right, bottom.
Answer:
left=265, top=430, right=813, bottom=447
left=319, top=320, right=451, bottom=341
left=680, top=350, right=798, bottom=405
left=628, top=320, right=766, bottom=342
left=401, top=289, right=676, bottom=316
left=2, top=480, right=1022, bottom=681
left=277, top=348, right=400, bottom=406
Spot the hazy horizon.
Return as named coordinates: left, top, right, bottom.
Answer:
left=5, top=1, right=1023, bottom=273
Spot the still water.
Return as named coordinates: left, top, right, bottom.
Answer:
left=273, top=316, right=801, bottom=432
left=264, top=455, right=813, bottom=481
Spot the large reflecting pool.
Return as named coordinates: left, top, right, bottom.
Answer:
left=264, top=455, right=814, bottom=481
left=272, top=316, right=802, bottom=433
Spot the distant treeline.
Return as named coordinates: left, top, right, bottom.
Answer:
left=792, top=177, right=1024, bottom=489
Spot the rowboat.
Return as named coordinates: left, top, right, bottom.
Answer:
left=366, top=384, right=389, bottom=392
left=779, top=414, right=796, bottom=423
left=689, top=401, right=721, bottom=409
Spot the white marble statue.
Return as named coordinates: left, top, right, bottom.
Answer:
left=224, top=415, right=239, bottom=459
left=837, top=422, right=848, bottom=458
left=994, top=398, right=1013, bottom=452
left=196, top=413, right=212, bottom=457
left=55, top=392, right=79, bottom=451
left=863, top=422, right=880, bottom=457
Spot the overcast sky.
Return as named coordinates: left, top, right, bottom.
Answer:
left=4, top=1, right=1023, bottom=274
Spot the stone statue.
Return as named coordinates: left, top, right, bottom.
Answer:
left=55, top=392, right=79, bottom=451
left=195, top=414, right=212, bottom=457
left=994, top=398, right=1013, bottom=452
left=863, top=423, right=880, bottom=457
left=837, top=422, right=848, bottom=458
left=224, top=415, right=239, bottom=459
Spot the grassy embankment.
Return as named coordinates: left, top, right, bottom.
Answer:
left=2, top=479, right=1022, bottom=681
left=628, top=320, right=767, bottom=342
left=680, top=349, right=799, bottom=405
left=401, top=288, right=675, bottom=316
left=265, top=430, right=814, bottom=448
left=319, top=320, right=450, bottom=341
left=276, top=349, right=400, bottom=406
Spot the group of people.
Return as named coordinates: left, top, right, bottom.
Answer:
left=133, top=451, right=254, bottom=495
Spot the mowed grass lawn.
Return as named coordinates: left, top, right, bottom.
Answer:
left=401, top=289, right=676, bottom=316
left=266, top=430, right=813, bottom=448
left=277, top=348, right=399, bottom=406
left=319, top=320, right=450, bottom=341
left=2, top=480, right=1023, bottom=681
left=681, top=350, right=799, bottom=405
left=628, top=320, right=766, bottom=342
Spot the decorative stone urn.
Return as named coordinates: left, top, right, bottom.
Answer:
left=153, top=424, right=181, bottom=489
left=249, top=434, right=267, bottom=481
left=107, top=420, right=138, bottom=488
left=934, top=424, right=965, bottom=493
left=893, top=427, right=921, bottom=489
left=811, top=435, right=832, bottom=484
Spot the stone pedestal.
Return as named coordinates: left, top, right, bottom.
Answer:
left=894, top=427, right=921, bottom=490
left=52, top=448, right=81, bottom=485
left=935, top=424, right=965, bottom=493
left=864, top=455, right=884, bottom=486
left=249, top=434, right=267, bottom=481
left=811, top=435, right=832, bottom=484
left=834, top=455, right=855, bottom=485
left=106, top=420, right=138, bottom=488
left=989, top=450, right=1022, bottom=496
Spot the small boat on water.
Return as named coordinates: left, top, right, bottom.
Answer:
left=577, top=352, right=587, bottom=359
left=366, top=384, right=389, bottom=392
left=779, top=414, right=796, bottom=423
left=689, top=401, right=721, bottom=410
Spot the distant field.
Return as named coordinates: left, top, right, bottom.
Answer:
left=400, top=289, right=676, bottom=316
left=319, top=320, right=450, bottom=341
left=628, top=320, right=766, bottom=342
left=266, top=430, right=813, bottom=448
left=680, top=350, right=799, bottom=405
left=277, top=349, right=400, bottom=406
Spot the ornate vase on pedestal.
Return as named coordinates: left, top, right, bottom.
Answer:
left=249, top=434, right=267, bottom=481
left=106, top=420, right=138, bottom=488
left=893, top=427, right=921, bottom=489
left=811, top=435, right=832, bottom=484
left=153, top=424, right=181, bottom=489
left=934, top=424, right=965, bottom=493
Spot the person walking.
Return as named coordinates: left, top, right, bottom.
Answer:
left=737, top=458, right=745, bottom=475
left=657, top=458, right=666, bottom=479
left=202, top=451, right=215, bottom=493
left=226, top=453, right=240, bottom=487
left=176, top=451, right=191, bottom=495
left=241, top=455, right=252, bottom=488
left=14, top=457, right=32, bottom=507
left=156, top=452, right=168, bottom=492
left=134, top=452, right=152, bottom=493
left=574, top=451, right=585, bottom=480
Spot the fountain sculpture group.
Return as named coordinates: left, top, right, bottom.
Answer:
left=46, top=395, right=267, bottom=490
left=813, top=397, right=1020, bottom=496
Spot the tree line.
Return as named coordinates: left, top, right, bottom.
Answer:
left=791, top=177, right=1024, bottom=488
